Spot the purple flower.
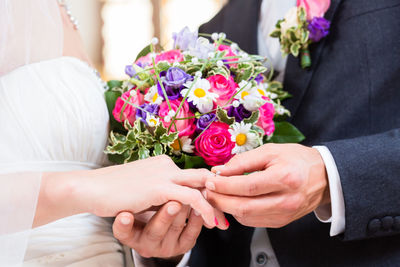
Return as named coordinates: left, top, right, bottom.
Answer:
left=164, top=67, right=192, bottom=88
left=157, top=68, right=192, bottom=100
left=308, top=17, right=331, bottom=43
left=157, top=82, right=181, bottom=100
left=173, top=27, right=198, bottom=51
left=227, top=104, right=252, bottom=122
left=189, top=37, right=215, bottom=59
left=136, top=104, right=160, bottom=124
left=196, top=113, right=217, bottom=131
left=125, top=65, right=137, bottom=78
left=255, top=74, right=264, bottom=84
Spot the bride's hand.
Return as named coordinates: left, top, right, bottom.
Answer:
left=40, top=155, right=217, bottom=227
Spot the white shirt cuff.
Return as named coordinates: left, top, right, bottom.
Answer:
left=313, top=146, right=346, bottom=236
left=132, top=249, right=191, bottom=267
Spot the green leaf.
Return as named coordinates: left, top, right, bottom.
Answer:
left=270, top=30, right=281, bottom=38
left=290, top=43, right=300, bottom=57
left=125, top=150, right=139, bottom=163
left=108, top=152, right=128, bottom=165
left=155, top=61, right=170, bottom=73
left=216, top=107, right=235, bottom=125
left=160, top=132, right=179, bottom=145
left=268, top=122, right=305, bottom=144
left=107, top=80, right=123, bottom=90
left=153, top=143, right=164, bottom=156
left=138, top=147, right=150, bottom=160
left=154, top=124, right=167, bottom=139
left=300, top=30, right=309, bottom=44
left=243, top=111, right=260, bottom=124
left=104, top=89, right=125, bottom=132
left=173, top=154, right=207, bottom=169
left=135, top=45, right=151, bottom=61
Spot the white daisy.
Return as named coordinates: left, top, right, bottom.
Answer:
left=144, top=85, right=164, bottom=105
left=146, top=115, right=160, bottom=127
left=229, top=121, right=261, bottom=154
left=181, top=79, right=218, bottom=113
left=170, top=136, right=194, bottom=155
left=236, top=81, right=265, bottom=111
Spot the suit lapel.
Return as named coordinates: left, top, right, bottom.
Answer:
left=221, top=0, right=262, bottom=54
left=284, top=0, right=343, bottom=119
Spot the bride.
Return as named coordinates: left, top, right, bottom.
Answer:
left=0, top=0, right=220, bottom=266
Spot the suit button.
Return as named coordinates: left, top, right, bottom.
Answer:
left=368, top=218, right=381, bottom=233
left=394, top=216, right=400, bottom=231
left=256, top=252, right=268, bottom=266
left=381, top=216, right=394, bottom=230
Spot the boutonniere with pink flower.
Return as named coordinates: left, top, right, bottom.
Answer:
left=270, top=0, right=331, bottom=68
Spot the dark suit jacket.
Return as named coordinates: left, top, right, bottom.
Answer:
left=190, top=0, right=400, bottom=266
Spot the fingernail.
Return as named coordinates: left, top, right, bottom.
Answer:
left=120, top=216, right=131, bottom=225
left=214, top=217, right=219, bottom=226
left=216, top=171, right=221, bottom=176
left=194, top=210, right=200, bottom=216
left=205, top=181, right=215, bottom=191
left=167, top=205, right=180, bottom=216
left=211, top=165, right=225, bottom=173
left=225, top=218, right=230, bottom=227
left=202, top=190, right=207, bottom=200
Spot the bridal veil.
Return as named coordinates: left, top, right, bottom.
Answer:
left=0, top=0, right=63, bottom=265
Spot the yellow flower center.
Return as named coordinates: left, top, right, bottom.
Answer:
left=241, top=91, right=250, bottom=100
left=149, top=119, right=157, bottom=126
left=194, top=88, right=206, bottom=98
left=152, top=92, right=159, bottom=103
left=171, top=139, right=182, bottom=151
left=257, top=89, right=265, bottom=96
left=236, top=133, right=247, bottom=146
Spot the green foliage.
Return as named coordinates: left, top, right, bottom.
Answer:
left=135, top=45, right=151, bottom=61
left=174, top=154, right=207, bottom=169
left=216, top=107, right=235, bottom=125
left=266, top=122, right=305, bottom=144
left=243, top=111, right=260, bottom=124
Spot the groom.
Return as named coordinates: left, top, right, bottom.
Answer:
left=114, top=0, right=400, bottom=266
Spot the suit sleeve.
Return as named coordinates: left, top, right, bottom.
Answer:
left=322, top=128, right=400, bottom=241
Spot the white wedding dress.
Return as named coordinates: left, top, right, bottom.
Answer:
left=0, top=57, right=124, bottom=266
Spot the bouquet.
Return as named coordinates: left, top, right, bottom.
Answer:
left=104, top=27, right=304, bottom=169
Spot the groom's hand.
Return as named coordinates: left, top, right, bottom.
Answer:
left=205, top=144, right=330, bottom=228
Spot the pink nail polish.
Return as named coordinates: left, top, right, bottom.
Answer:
left=225, top=218, right=230, bottom=227
left=214, top=217, right=219, bottom=226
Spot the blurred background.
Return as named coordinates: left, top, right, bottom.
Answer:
left=68, top=0, right=227, bottom=79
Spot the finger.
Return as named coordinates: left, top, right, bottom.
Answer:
left=163, top=185, right=216, bottom=227
left=205, top=167, right=284, bottom=197
left=206, top=190, right=281, bottom=218
left=113, top=212, right=135, bottom=244
left=178, top=209, right=204, bottom=250
left=214, top=208, right=229, bottom=230
left=160, top=206, right=190, bottom=255
left=140, top=201, right=182, bottom=247
left=171, top=168, right=214, bottom=188
left=211, top=145, right=275, bottom=176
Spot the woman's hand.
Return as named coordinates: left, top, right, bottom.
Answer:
left=39, top=155, right=218, bottom=227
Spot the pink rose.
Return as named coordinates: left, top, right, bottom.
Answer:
left=159, top=99, right=196, bottom=137
left=257, top=97, right=275, bottom=136
left=155, top=50, right=184, bottom=64
left=297, top=0, right=331, bottom=20
left=195, top=122, right=235, bottom=166
left=217, top=44, right=238, bottom=67
left=207, top=75, right=238, bottom=107
left=136, top=54, right=153, bottom=67
left=113, top=89, right=144, bottom=125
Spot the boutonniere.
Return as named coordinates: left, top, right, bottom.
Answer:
left=270, top=0, right=331, bottom=69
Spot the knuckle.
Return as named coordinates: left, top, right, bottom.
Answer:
left=236, top=203, right=250, bottom=218
left=281, top=170, right=302, bottom=190
left=169, top=223, right=185, bottom=233
left=144, top=229, right=164, bottom=242
left=245, top=181, right=259, bottom=195
left=279, top=195, right=303, bottom=213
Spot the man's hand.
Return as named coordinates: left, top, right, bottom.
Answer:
left=205, top=144, right=330, bottom=228
left=112, top=201, right=229, bottom=260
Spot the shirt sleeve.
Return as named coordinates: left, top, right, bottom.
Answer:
left=132, top=249, right=191, bottom=267
left=313, top=146, right=346, bottom=236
